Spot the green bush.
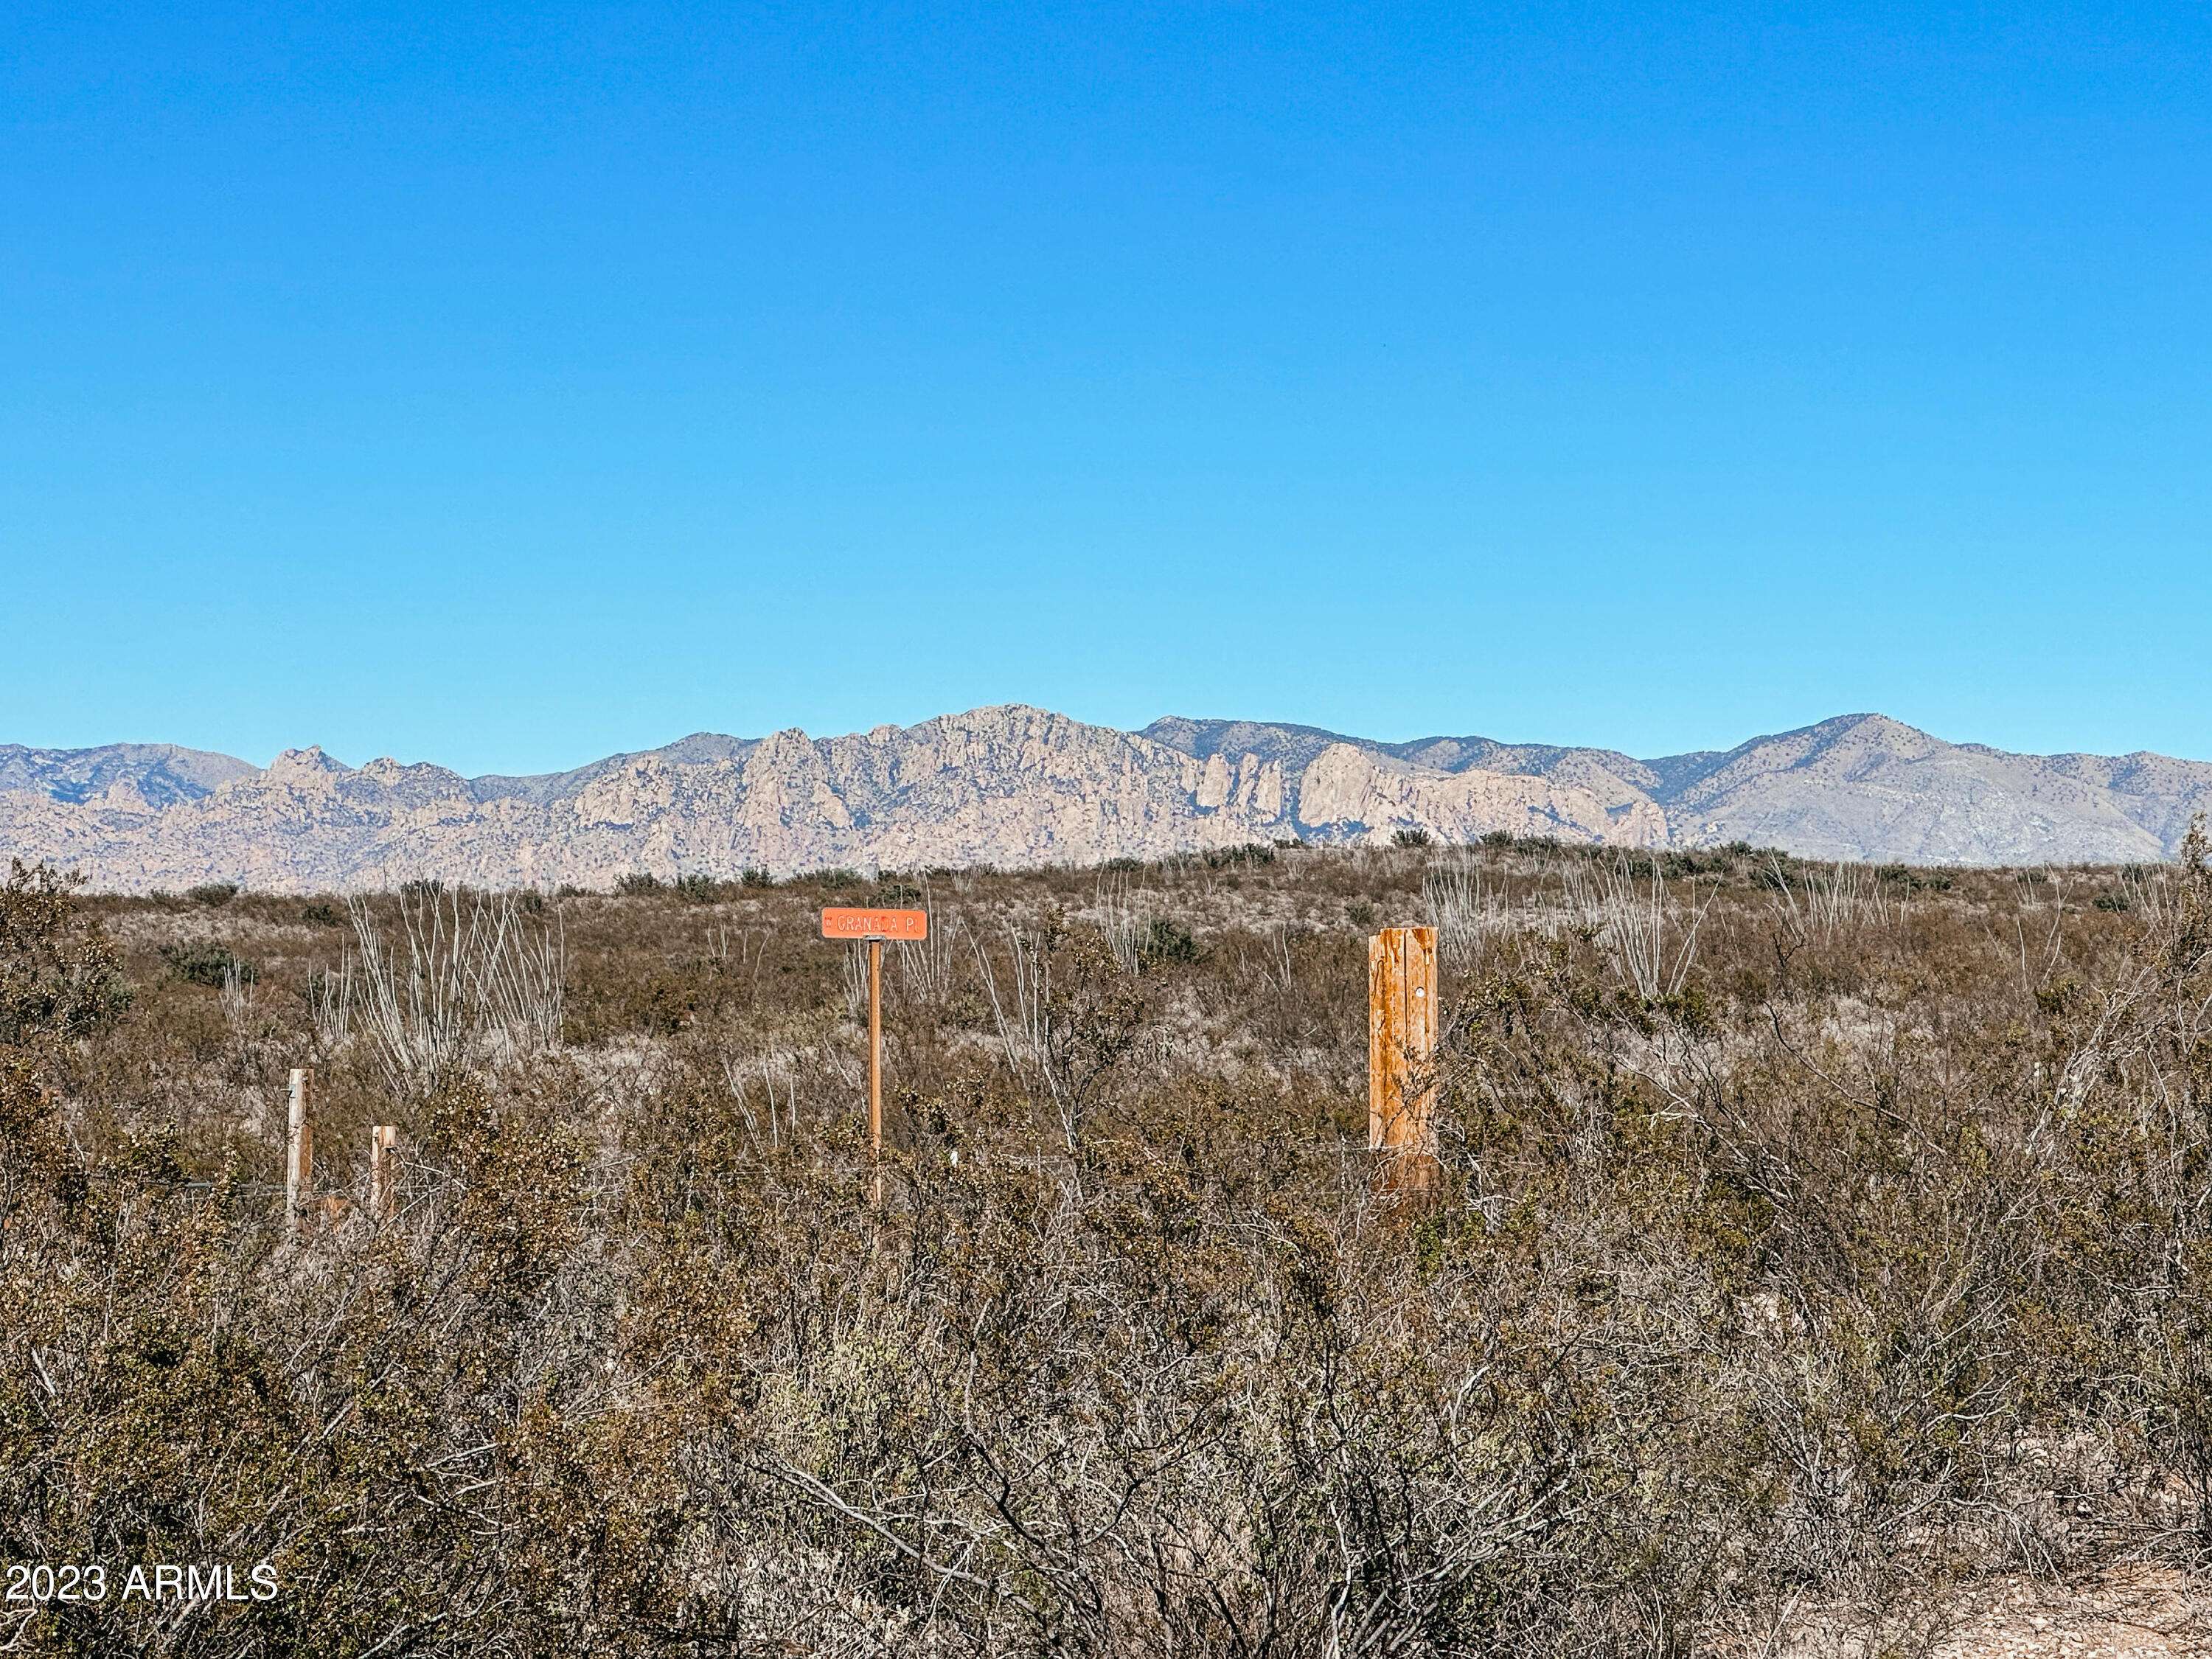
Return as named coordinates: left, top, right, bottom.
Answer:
left=185, top=881, right=238, bottom=907
left=0, top=861, right=130, bottom=1051
left=1874, top=863, right=1955, bottom=892
left=159, top=939, right=258, bottom=989
left=1141, top=917, right=1200, bottom=966
left=1201, top=843, right=1276, bottom=869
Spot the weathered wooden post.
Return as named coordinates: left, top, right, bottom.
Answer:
left=369, top=1124, right=400, bottom=1222
left=286, top=1067, right=315, bottom=1237
left=1368, top=927, right=1439, bottom=1189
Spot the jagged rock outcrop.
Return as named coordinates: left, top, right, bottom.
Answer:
left=1291, top=745, right=1668, bottom=848
left=1145, top=713, right=2212, bottom=869
left=4, top=706, right=2208, bottom=892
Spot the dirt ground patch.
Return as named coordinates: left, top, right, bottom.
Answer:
left=1932, top=1568, right=2212, bottom=1659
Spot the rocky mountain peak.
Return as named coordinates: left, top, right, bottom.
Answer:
left=3, top=708, right=2207, bottom=891
left=267, top=745, right=347, bottom=779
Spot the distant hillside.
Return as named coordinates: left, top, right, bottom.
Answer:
left=3, top=707, right=2208, bottom=892
left=0, top=742, right=256, bottom=810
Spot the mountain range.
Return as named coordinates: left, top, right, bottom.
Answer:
left=3, top=706, right=2207, bottom=892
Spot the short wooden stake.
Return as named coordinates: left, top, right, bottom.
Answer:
left=286, top=1067, right=315, bottom=1237
left=1368, top=927, right=1439, bottom=1190
left=369, top=1124, right=399, bottom=1222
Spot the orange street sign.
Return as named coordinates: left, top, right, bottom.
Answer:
left=821, top=907, right=928, bottom=941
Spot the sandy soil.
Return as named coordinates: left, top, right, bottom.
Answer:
left=1930, top=1568, right=2212, bottom=1659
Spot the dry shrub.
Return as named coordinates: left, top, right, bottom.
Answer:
left=4, top=830, right=2212, bottom=1653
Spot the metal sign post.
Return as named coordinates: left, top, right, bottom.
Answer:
left=820, top=908, right=928, bottom=1197
left=867, top=934, right=882, bottom=1164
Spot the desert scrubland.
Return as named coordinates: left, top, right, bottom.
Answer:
left=4, top=834, right=2212, bottom=1655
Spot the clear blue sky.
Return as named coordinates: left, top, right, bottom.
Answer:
left=4, top=2, right=2206, bottom=775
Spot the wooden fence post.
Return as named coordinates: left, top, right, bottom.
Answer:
left=286, top=1067, right=314, bottom=1237
left=1368, top=927, right=1439, bottom=1189
left=370, top=1124, right=399, bottom=1222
